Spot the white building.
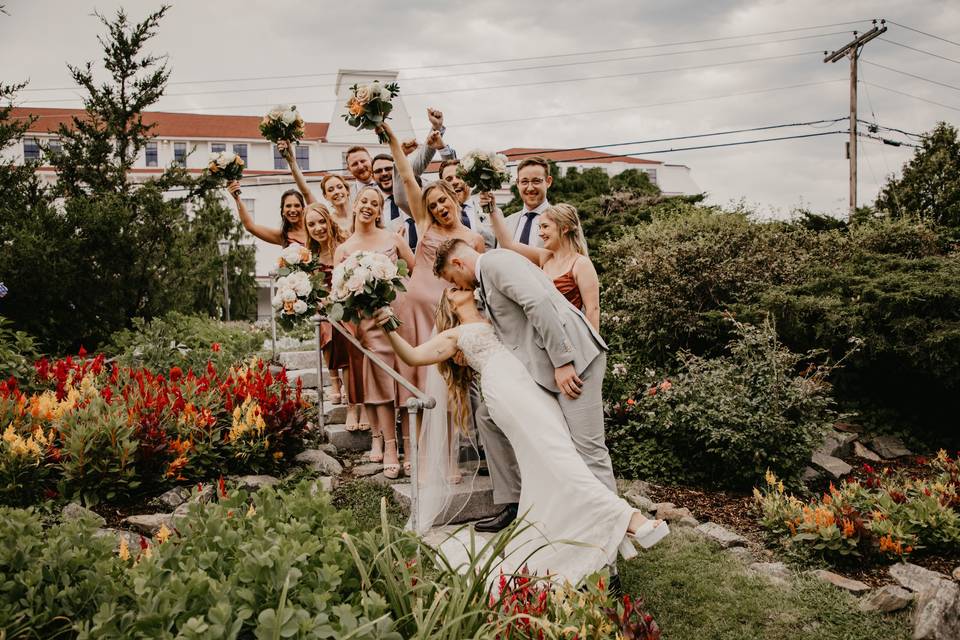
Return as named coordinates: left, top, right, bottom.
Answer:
left=10, top=69, right=701, bottom=322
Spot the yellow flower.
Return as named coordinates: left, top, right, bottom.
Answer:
left=118, top=537, right=130, bottom=561
left=246, top=504, right=256, bottom=517
left=156, top=523, right=171, bottom=544
left=2, top=424, right=15, bottom=444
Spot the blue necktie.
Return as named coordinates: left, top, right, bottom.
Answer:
left=518, top=211, right=537, bottom=245
left=405, top=217, right=418, bottom=251
left=460, top=205, right=472, bottom=228
left=389, top=196, right=400, bottom=221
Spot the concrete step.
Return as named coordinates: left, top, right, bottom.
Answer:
left=278, top=350, right=322, bottom=370
left=391, top=475, right=499, bottom=524
left=325, top=423, right=372, bottom=452
left=286, top=368, right=332, bottom=389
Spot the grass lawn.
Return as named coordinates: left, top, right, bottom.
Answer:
left=618, top=530, right=913, bottom=640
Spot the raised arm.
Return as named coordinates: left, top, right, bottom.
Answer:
left=375, top=309, right=459, bottom=365
left=572, top=255, right=601, bottom=332
left=382, top=122, right=429, bottom=231
left=277, top=140, right=316, bottom=205
left=488, top=202, right=549, bottom=266
left=227, top=181, right=283, bottom=245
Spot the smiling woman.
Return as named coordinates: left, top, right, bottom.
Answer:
left=227, top=182, right=308, bottom=248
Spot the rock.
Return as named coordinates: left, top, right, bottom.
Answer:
left=725, top=546, right=755, bottom=565
left=801, top=466, right=821, bottom=484
left=352, top=462, right=383, bottom=477
left=324, top=423, right=371, bottom=452
left=678, top=515, right=700, bottom=528
left=124, top=513, right=173, bottom=536
left=623, top=491, right=655, bottom=513
left=295, top=449, right=344, bottom=476
left=857, top=585, right=914, bottom=613
left=619, top=479, right=652, bottom=496
left=810, top=452, right=853, bottom=479
left=234, top=475, right=280, bottom=492
left=278, top=350, right=323, bottom=370
left=913, top=579, right=960, bottom=640
left=319, top=443, right=339, bottom=457
left=834, top=421, right=863, bottom=433
left=309, top=476, right=338, bottom=494
left=393, top=475, right=500, bottom=524
left=868, top=435, right=913, bottom=459
left=651, top=502, right=675, bottom=513
left=818, top=431, right=858, bottom=458
left=694, top=522, right=748, bottom=548
left=61, top=502, right=106, bottom=527
left=156, top=487, right=191, bottom=509
left=94, top=528, right=142, bottom=551
left=323, top=404, right=347, bottom=425
left=852, top=441, right=882, bottom=462
left=656, top=506, right=693, bottom=522
left=808, top=569, right=871, bottom=594
left=890, top=562, right=950, bottom=593
left=751, top=562, right=792, bottom=587
left=953, top=566, right=960, bottom=582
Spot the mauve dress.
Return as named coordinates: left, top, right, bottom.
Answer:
left=355, top=244, right=405, bottom=405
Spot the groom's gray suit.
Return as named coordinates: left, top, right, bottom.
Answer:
left=473, top=249, right=616, bottom=503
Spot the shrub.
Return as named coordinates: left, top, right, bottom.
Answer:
left=755, top=450, right=960, bottom=562
left=0, top=315, right=41, bottom=384
left=106, top=311, right=265, bottom=374
left=606, top=319, right=841, bottom=489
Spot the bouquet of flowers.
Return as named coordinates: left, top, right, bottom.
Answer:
left=327, top=250, right=408, bottom=331
left=206, top=150, right=245, bottom=193
left=271, top=244, right=328, bottom=330
left=260, top=104, right=305, bottom=144
left=457, top=150, right=511, bottom=212
left=342, top=81, right=401, bottom=143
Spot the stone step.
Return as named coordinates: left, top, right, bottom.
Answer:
left=325, top=423, right=372, bottom=451
left=286, top=368, right=332, bottom=389
left=391, top=475, right=500, bottom=524
left=278, top=350, right=322, bottom=370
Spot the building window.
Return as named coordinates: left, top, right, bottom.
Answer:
left=211, top=142, right=226, bottom=154
left=23, top=137, right=40, bottom=162
left=232, top=143, right=247, bottom=165
left=274, top=145, right=285, bottom=170
left=295, top=144, right=309, bottom=170
left=173, top=142, right=187, bottom=166
left=145, top=141, right=158, bottom=167
left=47, top=139, right=62, bottom=155
left=645, top=168, right=658, bottom=185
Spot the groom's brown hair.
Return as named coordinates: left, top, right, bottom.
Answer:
left=433, top=237, right=468, bottom=277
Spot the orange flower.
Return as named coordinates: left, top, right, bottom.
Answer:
left=626, top=398, right=636, bottom=406
left=841, top=518, right=855, bottom=538
left=347, top=97, right=365, bottom=117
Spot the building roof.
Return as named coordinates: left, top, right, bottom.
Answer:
left=500, top=147, right=661, bottom=166
left=11, top=107, right=330, bottom=141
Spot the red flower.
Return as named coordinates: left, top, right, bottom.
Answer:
left=78, top=345, right=87, bottom=358
left=218, top=476, right=228, bottom=499
left=211, top=343, right=221, bottom=353
left=626, top=398, right=636, bottom=406
left=169, top=366, right=183, bottom=382
left=647, top=386, right=657, bottom=396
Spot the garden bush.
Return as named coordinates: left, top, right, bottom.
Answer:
left=106, top=311, right=265, bottom=374
left=606, top=319, right=841, bottom=489
left=0, top=315, right=42, bottom=385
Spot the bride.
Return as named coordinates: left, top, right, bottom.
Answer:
left=374, top=288, right=668, bottom=586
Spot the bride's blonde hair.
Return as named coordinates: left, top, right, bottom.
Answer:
left=436, top=292, right=474, bottom=434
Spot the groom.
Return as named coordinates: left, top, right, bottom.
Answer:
left=434, top=238, right=616, bottom=531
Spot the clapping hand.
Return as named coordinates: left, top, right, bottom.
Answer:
left=401, top=139, right=419, bottom=156
left=427, top=107, right=444, bottom=131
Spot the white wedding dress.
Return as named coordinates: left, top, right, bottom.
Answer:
left=456, top=322, right=637, bottom=585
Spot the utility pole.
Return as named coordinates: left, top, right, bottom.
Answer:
left=824, top=19, right=886, bottom=217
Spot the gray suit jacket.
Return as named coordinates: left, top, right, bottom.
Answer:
left=503, top=209, right=546, bottom=249
left=477, top=249, right=606, bottom=393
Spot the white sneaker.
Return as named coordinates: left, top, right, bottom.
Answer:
left=629, top=519, right=670, bottom=549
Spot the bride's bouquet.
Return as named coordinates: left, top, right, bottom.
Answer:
left=206, top=150, right=245, bottom=192
left=326, top=250, right=408, bottom=331
left=342, top=81, right=400, bottom=143
left=271, top=244, right=328, bottom=330
left=260, top=104, right=305, bottom=144
left=457, top=150, right=511, bottom=212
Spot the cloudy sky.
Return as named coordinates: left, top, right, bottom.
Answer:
left=3, top=1, right=959, bottom=217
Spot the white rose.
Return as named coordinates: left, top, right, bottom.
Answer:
left=344, top=252, right=362, bottom=270
left=286, top=271, right=312, bottom=296
left=292, top=299, right=308, bottom=314
left=346, top=272, right=366, bottom=293
left=280, top=288, right=297, bottom=302
left=281, top=109, right=298, bottom=125
left=461, top=156, right=476, bottom=173
left=280, top=244, right=305, bottom=265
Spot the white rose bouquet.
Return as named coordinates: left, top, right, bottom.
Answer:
left=206, top=150, right=245, bottom=192
left=327, top=250, right=409, bottom=331
left=457, top=150, right=511, bottom=212
left=271, top=244, right=328, bottom=329
left=259, top=104, right=305, bottom=144
left=342, top=81, right=401, bottom=143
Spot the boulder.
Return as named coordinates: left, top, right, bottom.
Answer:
left=234, top=475, right=280, bottom=492
left=352, top=462, right=383, bottom=477
left=801, top=466, right=822, bottom=484
left=810, top=452, right=853, bottom=479
left=953, top=566, right=960, bottom=582
left=818, top=431, right=858, bottom=458
left=124, top=513, right=173, bottom=536
left=656, top=505, right=693, bottom=522
left=751, top=562, right=792, bottom=587
left=694, top=522, right=748, bottom=548
left=309, top=476, right=338, bottom=494
left=808, top=569, right=871, bottom=594
left=857, top=585, right=913, bottom=613
left=867, top=435, right=913, bottom=459
left=61, top=502, right=106, bottom=527
left=295, top=449, right=344, bottom=476
left=156, top=487, right=191, bottom=510
left=852, top=441, right=882, bottom=462
left=319, top=443, right=339, bottom=457
left=725, top=546, right=755, bottom=565
left=678, top=515, right=700, bottom=528
left=913, top=579, right=960, bottom=640
left=623, top=491, right=655, bottom=513
left=890, top=562, right=950, bottom=594
left=94, top=528, right=143, bottom=551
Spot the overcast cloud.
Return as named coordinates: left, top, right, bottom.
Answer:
left=3, top=0, right=959, bottom=217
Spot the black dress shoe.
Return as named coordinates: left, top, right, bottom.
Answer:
left=474, top=503, right=518, bottom=533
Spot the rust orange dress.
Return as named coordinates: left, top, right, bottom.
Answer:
left=552, top=266, right=583, bottom=311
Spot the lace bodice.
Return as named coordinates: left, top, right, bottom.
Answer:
left=456, top=323, right=505, bottom=372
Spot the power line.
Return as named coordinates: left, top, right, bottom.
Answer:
left=856, top=119, right=922, bottom=139
left=886, top=20, right=960, bottom=49
left=863, top=81, right=960, bottom=113
left=863, top=59, right=960, bottom=93
left=22, top=49, right=824, bottom=108
left=879, top=37, right=960, bottom=65
left=19, top=19, right=874, bottom=92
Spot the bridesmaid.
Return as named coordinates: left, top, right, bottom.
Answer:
left=381, top=122, right=485, bottom=480
left=304, top=203, right=351, bottom=406
left=486, top=199, right=600, bottom=331
left=333, top=185, right=415, bottom=479
left=227, top=180, right=307, bottom=247
left=321, top=175, right=353, bottom=233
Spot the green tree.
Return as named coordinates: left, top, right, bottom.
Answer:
left=876, top=122, right=960, bottom=228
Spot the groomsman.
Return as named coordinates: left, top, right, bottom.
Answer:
left=439, top=159, right=495, bottom=249
left=345, top=146, right=377, bottom=202
left=502, top=156, right=553, bottom=248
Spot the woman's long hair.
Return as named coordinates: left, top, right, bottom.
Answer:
left=279, top=189, right=305, bottom=247
left=543, top=203, right=589, bottom=256
left=421, top=180, right=462, bottom=227
left=352, top=185, right=385, bottom=232
left=435, top=292, right=474, bottom=434
left=304, top=202, right=346, bottom=261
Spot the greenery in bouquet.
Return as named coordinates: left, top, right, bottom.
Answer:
left=259, top=104, right=305, bottom=143
left=342, top=81, right=400, bottom=143
left=326, top=250, right=408, bottom=331
left=457, top=149, right=511, bottom=196
left=205, top=150, right=244, bottom=183
left=271, top=244, right=328, bottom=331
